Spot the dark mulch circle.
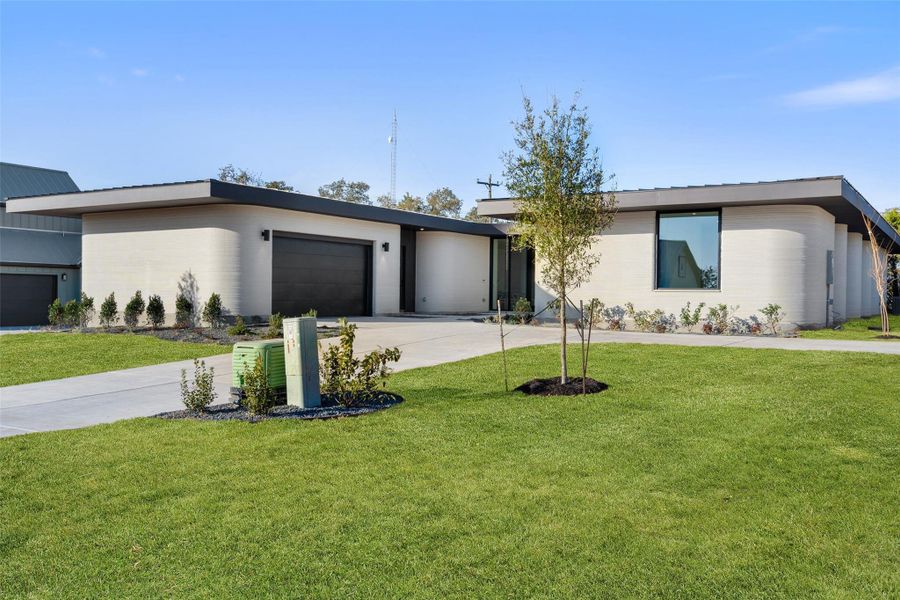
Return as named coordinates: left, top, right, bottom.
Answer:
left=515, top=377, right=608, bottom=396
left=155, top=392, right=403, bottom=422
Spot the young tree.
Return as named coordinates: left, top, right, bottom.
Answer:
left=862, top=215, right=894, bottom=336
left=464, top=205, right=495, bottom=223
left=425, top=187, right=462, bottom=218
left=502, top=94, right=617, bottom=383
left=318, top=179, right=371, bottom=204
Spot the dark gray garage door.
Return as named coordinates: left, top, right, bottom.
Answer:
left=0, top=273, right=58, bottom=326
left=272, top=234, right=372, bottom=317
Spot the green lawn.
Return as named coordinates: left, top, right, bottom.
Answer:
left=2, top=344, right=898, bottom=598
left=0, top=333, right=228, bottom=387
left=798, top=314, right=900, bottom=341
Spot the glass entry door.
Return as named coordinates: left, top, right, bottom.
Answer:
left=491, top=237, right=534, bottom=311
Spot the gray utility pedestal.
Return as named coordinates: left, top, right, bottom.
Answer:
left=283, top=316, right=321, bottom=408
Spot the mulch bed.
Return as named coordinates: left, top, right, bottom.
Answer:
left=73, top=325, right=339, bottom=346
left=155, top=392, right=403, bottom=422
left=515, top=377, right=608, bottom=396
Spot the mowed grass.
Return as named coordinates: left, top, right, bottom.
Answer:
left=1, top=344, right=898, bottom=598
left=799, top=314, right=900, bottom=341
left=0, top=333, right=228, bottom=387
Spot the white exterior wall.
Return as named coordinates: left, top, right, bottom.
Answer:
left=82, top=204, right=401, bottom=323
left=538, top=204, right=836, bottom=328
left=832, top=224, right=847, bottom=322
left=415, top=231, right=489, bottom=313
left=845, top=233, right=863, bottom=318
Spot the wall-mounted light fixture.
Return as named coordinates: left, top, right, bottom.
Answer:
left=61, top=273, right=68, bottom=282
left=382, top=242, right=390, bottom=252
left=261, top=230, right=270, bottom=241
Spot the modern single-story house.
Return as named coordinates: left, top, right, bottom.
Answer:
left=6, top=175, right=898, bottom=329
left=0, top=162, right=82, bottom=326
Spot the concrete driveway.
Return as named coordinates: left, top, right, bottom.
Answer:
left=1, top=317, right=898, bottom=437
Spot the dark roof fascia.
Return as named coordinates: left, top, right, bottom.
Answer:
left=0, top=261, right=81, bottom=269
left=208, top=180, right=504, bottom=236
left=840, top=179, right=900, bottom=248
left=7, top=179, right=505, bottom=237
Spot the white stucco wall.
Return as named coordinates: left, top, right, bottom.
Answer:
left=832, top=224, right=847, bottom=322
left=845, top=232, right=863, bottom=318
left=82, top=204, right=401, bottom=323
left=415, top=231, right=489, bottom=313
left=537, top=204, right=836, bottom=327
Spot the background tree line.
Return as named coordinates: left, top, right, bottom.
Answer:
left=218, top=164, right=491, bottom=221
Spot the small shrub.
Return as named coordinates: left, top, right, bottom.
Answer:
left=227, top=315, right=249, bottom=336
left=175, top=293, right=194, bottom=327
left=581, top=298, right=604, bottom=328
left=759, top=303, right=785, bottom=335
left=48, top=299, right=64, bottom=327
left=320, top=319, right=401, bottom=407
left=180, top=359, right=216, bottom=413
left=241, top=355, right=273, bottom=415
left=99, top=293, right=118, bottom=328
left=601, top=305, right=626, bottom=330
left=202, top=293, right=225, bottom=329
left=265, top=312, right=284, bottom=339
left=123, top=290, right=145, bottom=329
left=146, top=294, right=165, bottom=328
left=652, top=310, right=677, bottom=333
left=63, top=300, right=80, bottom=328
left=679, top=301, right=706, bottom=333
left=78, top=293, right=95, bottom=328
left=302, top=309, right=318, bottom=318
left=705, top=303, right=737, bottom=335
left=513, top=297, right=533, bottom=324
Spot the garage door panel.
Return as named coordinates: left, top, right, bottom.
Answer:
left=272, top=235, right=372, bottom=317
left=0, top=273, right=58, bottom=326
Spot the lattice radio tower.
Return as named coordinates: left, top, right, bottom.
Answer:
left=388, top=111, right=398, bottom=203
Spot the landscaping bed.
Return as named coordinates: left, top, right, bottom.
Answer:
left=515, top=376, right=608, bottom=396
left=79, top=324, right=339, bottom=345
left=157, top=392, right=403, bottom=422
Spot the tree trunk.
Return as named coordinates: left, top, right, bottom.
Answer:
left=560, top=290, right=568, bottom=384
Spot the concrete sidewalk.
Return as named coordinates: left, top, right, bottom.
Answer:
left=1, top=319, right=897, bottom=437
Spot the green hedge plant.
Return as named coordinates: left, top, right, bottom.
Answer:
left=759, top=304, right=785, bottom=335
left=78, top=293, right=95, bottom=328
left=123, top=291, right=145, bottom=330
left=202, top=293, right=225, bottom=329
left=180, top=359, right=217, bottom=413
left=227, top=315, right=249, bottom=336
left=48, top=299, right=64, bottom=327
left=99, top=293, right=118, bottom=328
left=241, top=355, right=273, bottom=415
left=320, top=318, right=401, bottom=407
left=146, top=295, right=165, bottom=328
left=175, top=293, right=193, bottom=328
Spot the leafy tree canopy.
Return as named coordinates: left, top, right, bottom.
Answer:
left=884, top=207, right=900, bottom=234
left=318, top=179, right=371, bottom=204
left=425, top=187, right=462, bottom=218
left=217, top=164, right=294, bottom=191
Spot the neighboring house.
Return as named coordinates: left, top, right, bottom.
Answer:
left=6, top=175, right=898, bottom=329
left=0, top=163, right=81, bottom=326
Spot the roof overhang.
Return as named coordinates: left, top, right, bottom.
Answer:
left=476, top=176, right=899, bottom=249
left=5, top=180, right=506, bottom=237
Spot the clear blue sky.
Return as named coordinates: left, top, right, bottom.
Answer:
left=2, top=1, right=899, bottom=211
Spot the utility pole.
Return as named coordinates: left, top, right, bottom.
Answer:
left=389, top=111, right=398, bottom=203
left=476, top=174, right=501, bottom=199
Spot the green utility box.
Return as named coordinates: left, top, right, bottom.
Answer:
left=230, top=339, right=287, bottom=402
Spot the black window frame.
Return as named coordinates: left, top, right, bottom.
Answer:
left=654, top=208, right=722, bottom=291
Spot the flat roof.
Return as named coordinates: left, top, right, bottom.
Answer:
left=5, top=179, right=506, bottom=237
left=477, top=176, right=900, bottom=248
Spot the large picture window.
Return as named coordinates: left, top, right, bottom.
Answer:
left=656, top=210, right=720, bottom=289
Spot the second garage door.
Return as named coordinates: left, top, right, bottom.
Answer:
left=272, top=234, right=372, bottom=317
left=0, top=273, right=58, bottom=327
